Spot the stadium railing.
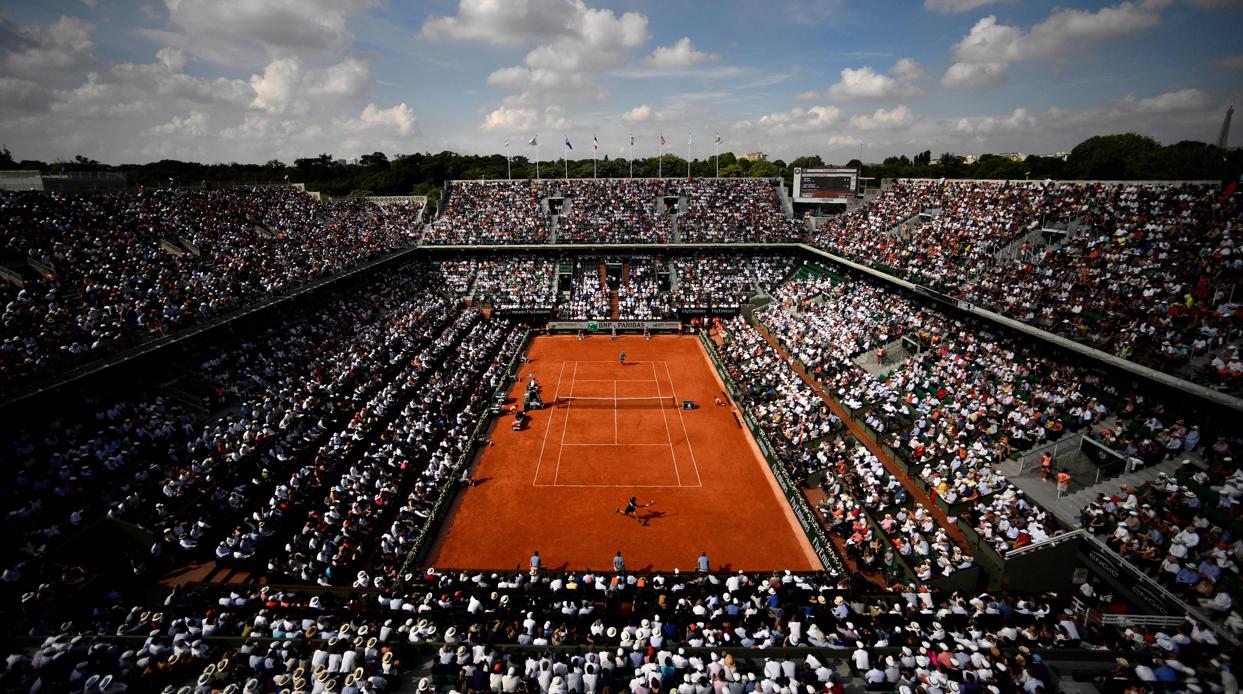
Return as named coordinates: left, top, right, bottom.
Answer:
left=696, top=331, right=845, bottom=575
left=397, top=329, right=534, bottom=582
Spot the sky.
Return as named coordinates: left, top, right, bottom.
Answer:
left=0, top=0, right=1240, bottom=166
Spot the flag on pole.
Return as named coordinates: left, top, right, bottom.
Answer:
left=659, top=134, right=666, bottom=146
left=714, top=134, right=721, bottom=145
left=528, top=136, right=537, bottom=145
left=630, top=135, right=635, bottom=146
left=687, top=133, right=692, bottom=145
left=564, top=135, right=572, bottom=150
left=505, top=138, right=510, bottom=147
left=593, top=136, right=599, bottom=151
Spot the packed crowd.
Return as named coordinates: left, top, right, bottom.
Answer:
left=759, top=271, right=1108, bottom=493
left=1081, top=456, right=1241, bottom=624
left=806, top=434, right=974, bottom=586
left=672, top=255, right=795, bottom=311
left=559, top=261, right=610, bottom=321
left=558, top=259, right=673, bottom=321
left=427, top=181, right=550, bottom=244
left=436, top=257, right=557, bottom=310
left=712, top=314, right=843, bottom=486
left=813, top=180, right=1243, bottom=393
left=617, top=259, right=673, bottom=320
left=424, top=178, right=805, bottom=245
left=9, top=562, right=1234, bottom=693
left=679, top=179, right=804, bottom=243
left=0, top=187, right=423, bottom=393
left=1, top=261, right=526, bottom=643
left=556, top=180, right=673, bottom=244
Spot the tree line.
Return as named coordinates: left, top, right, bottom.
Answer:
left=1, top=133, right=1237, bottom=202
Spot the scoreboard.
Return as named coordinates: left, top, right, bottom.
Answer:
left=793, top=167, right=857, bottom=203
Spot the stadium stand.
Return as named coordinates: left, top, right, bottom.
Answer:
left=0, top=187, right=423, bottom=394
left=556, top=179, right=674, bottom=244
left=812, top=180, right=1243, bottom=394
left=425, top=181, right=551, bottom=244
left=2, top=176, right=1241, bottom=694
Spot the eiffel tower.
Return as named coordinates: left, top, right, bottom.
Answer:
left=1217, top=105, right=1234, bottom=150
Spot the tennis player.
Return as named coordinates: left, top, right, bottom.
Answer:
left=618, top=350, right=626, bottom=365
left=615, top=496, right=651, bottom=525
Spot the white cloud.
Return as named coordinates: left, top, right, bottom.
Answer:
left=825, top=58, right=926, bottom=100
left=924, top=0, right=1006, bottom=12
left=140, top=0, right=379, bottom=66
left=421, top=0, right=577, bottom=46
left=0, top=76, right=53, bottom=114
left=849, top=105, right=915, bottom=130
left=305, top=55, right=373, bottom=99
left=249, top=58, right=302, bottom=114
left=249, top=55, right=373, bottom=114
left=431, top=0, right=649, bottom=107
left=643, top=37, right=718, bottom=69
left=1117, top=88, right=1214, bottom=114
left=942, top=60, right=1009, bottom=89
left=954, top=107, right=1035, bottom=134
left=151, top=110, right=210, bottom=137
left=1, top=15, right=96, bottom=79
left=482, top=106, right=537, bottom=131
left=828, top=134, right=862, bottom=146
left=757, top=105, right=842, bottom=133
left=352, top=102, right=416, bottom=136
left=943, top=0, right=1171, bottom=89
left=622, top=104, right=653, bottom=122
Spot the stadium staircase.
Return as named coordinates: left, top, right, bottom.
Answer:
left=609, top=292, right=619, bottom=320
left=1004, top=447, right=1184, bottom=528
left=885, top=212, right=925, bottom=238
left=549, top=213, right=559, bottom=242
left=774, top=179, right=795, bottom=218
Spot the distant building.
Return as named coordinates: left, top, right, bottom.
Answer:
left=0, top=170, right=45, bottom=191
left=0, top=170, right=129, bottom=192
left=739, top=151, right=767, bottom=162
left=963, top=155, right=977, bottom=165
left=998, top=152, right=1028, bottom=162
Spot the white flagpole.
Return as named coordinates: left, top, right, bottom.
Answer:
left=715, top=137, right=719, bottom=178
left=563, top=136, right=569, bottom=180
left=629, top=136, right=634, bottom=179
left=686, top=133, right=691, bottom=179
left=593, top=136, right=597, bottom=180
left=506, top=139, right=511, bottom=180
left=659, top=135, right=663, bottom=178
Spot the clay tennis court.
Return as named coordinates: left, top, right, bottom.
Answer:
left=424, top=334, right=820, bottom=573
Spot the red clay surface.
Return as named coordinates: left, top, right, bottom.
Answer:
left=424, top=335, right=819, bottom=573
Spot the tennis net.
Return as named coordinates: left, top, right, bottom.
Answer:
left=552, top=395, right=677, bottom=409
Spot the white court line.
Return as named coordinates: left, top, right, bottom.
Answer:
left=613, top=380, right=618, bottom=445
left=551, top=361, right=578, bottom=486
left=535, top=484, right=687, bottom=489
left=569, top=360, right=652, bottom=363
left=532, top=361, right=568, bottom=485
left=651, top=361, right=683, bottom=487
left=560, top=442, right=671, bottom=447
left=663, top=361, right=704, bottom=486
left=573, top=378, right=658, bottom=382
